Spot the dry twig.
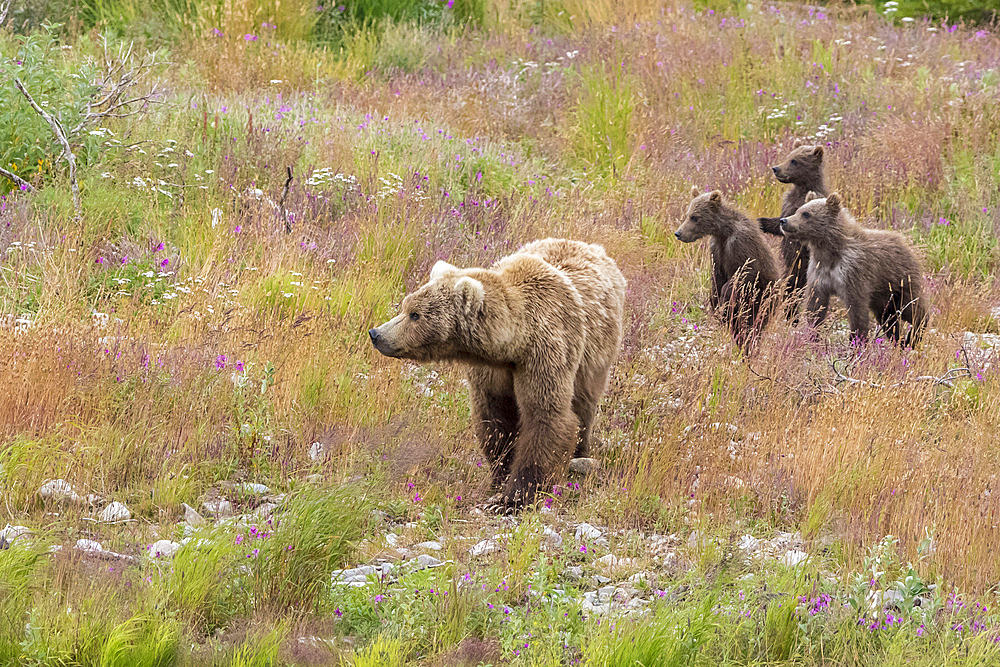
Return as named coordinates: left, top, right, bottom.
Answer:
left=14, top=77, right=81, bottom=221
left=0, top=0, right=10, bottom=26
left=280, top=166, right=293, bottom=234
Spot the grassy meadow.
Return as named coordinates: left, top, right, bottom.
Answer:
left=2, top=0, right=1000, bottom=664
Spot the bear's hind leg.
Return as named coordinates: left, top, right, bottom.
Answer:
left=499, top=370, right=577, bottom=509
left=571, top=364, right=610, bottom=459
left=468, top=367, right=518, bottom=490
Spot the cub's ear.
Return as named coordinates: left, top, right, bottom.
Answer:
left=812, top=145, right=824, bottom=159
left=826, top=192, right=842, bottom=213
left=792, top=139, right=803, bottom=149
left=708, top=190, right=723, bottom=206
left=454, top=276, right=485, bottom=315
left=430, top=260, right=458, bottom=281
left=690, top=185, right=701, bottom=198
left=805, top=190, right=821, bottom=202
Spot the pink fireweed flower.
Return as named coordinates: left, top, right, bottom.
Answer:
left=154, top=241, right=164, bottom=252
left=161, top=258, right=169, bottom=267
left=215, top=354, right=227, bottom=369
left=96, top=256, right=105, bottom=265
left=244, top=34, right=257, bottom=41
left=120, top=255, right=129, bottom=264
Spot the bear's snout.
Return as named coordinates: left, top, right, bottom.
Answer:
left=771, top=166, right=780, bottom=175
left=674, top=230, right=682, bottom=240
left=368, top=328, right=380, bottom=345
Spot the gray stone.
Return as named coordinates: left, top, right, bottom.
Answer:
left=415, top=554, right=443, bottom=568
left=542, top=526, right=563, bottom=548
left=414, top=540, right=443, bottom=552
left=469, top=539, right=499, bottom=557
left=575, top=522, right=602, bottom=541
left=564, top=566, right=583, bottom=580
left=202, top=499, right=234, bottom=518
left=147, top=539, right=181, bottom=559
left=308, top=442, right=326, bottom=462
left=568, top=458, right=600, bottom=476
left=39, top=479, right=80, bottom=504
left=240, top=483, right=270, bottom=496
left=738, top=534, right=760, bottom=553
left=779, top=550, right=809, bottom=567
left=0, top=524, right=31, bottom=543
left=305, top=473, right=324, bottom=485
left=99, top=501, right=131, bottom=523
left=182, top=503, right=205, bottom=527
left=75, top=538, right=104, bottom=553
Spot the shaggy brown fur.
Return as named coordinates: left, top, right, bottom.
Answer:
left=779, top=192, right=929, bottom=347
left=369, top=238, right=626, bottom=510
left=675, top=187, right=781, bottom=350
left=758, top=142, right=829, bottom=311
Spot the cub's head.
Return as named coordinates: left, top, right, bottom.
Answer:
left=675, top=187, right=726, bottom=242
left=369, top=260, right=485, bottom=362
left=771, top=141, right=824, bottom=185
left=779, top=191, right=841, bottom=241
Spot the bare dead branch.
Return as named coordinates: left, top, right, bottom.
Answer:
left=0, top=0, right=11, bottom=26
left=0, top=166, right=34, bottom=192
left=280, top=166, right=293, bottom=234
left=14, top=77, right=81, bottom=222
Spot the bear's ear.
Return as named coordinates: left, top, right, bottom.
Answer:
left=812, top=145, right=824, bottom=159
left=708, top=190, right=723, bottom=207
left=690, top=185, right=700, bottom=198
left=430, top=260, right=458, bottom=282
left=793, top=139, right=803, bottom=149
left=805, top=190, right=821, bottom=202
left=454, top=276, right=485, bottom=315
left=826, top=192, right=842, bottom=213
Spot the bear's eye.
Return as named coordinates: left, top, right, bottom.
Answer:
left=690, top=215, right=699, bottom=223
left=790, top=159, right=799, bottom=166
left=409, top=312, right=421, bottom=321
left=802, top=212, right=811, bottom=219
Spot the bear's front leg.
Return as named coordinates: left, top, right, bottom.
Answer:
left=467, top=366, right=518, bottom=490
left=494, top=370, right=577, bottom=511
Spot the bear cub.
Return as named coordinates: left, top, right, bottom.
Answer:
left=369, top=239, right=626, bottom=511
left=758, top=141, right=829, bottom=310
left=779, top=192, right=929, bottom=347
left=675, top=187, right=781, bottom=350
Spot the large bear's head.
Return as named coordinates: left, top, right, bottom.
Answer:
left=674, top=187, right=728, bottom=242
left=771, top=141, right=823, bottom=185
left=369, top=260, right=485, bottom=362
left=778, top=191, right=843, bottom=243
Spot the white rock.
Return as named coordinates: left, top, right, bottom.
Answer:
left=240, top=483, right=270, bottom=496
left=181, top=503, right=205, bottom=526
left=687, top=530, right=701, bottom=548
left=779, top=550, right=809, bottom=567
left=1, top=524, right=32, bottom=543
left=75, top=538, right=104, bottom=553
left=568, top=458, right=600, bottom=476
left=384, top=533, right=399, bottom=547
left=308, top=442, right=326, bottom=462
left=964, top=331, right=1000, bottom=352
left=575, top=522, right=603, bottom=541
left=148, top=540, right=181, bottom=559
left=39, top=479, right=80, bottom=503
left=565, top=566, right=583, bottom=580
left=414, top=540, right=443, bottom=551
left=542, top=526, right=563, bottom=547
left=738, top=534, right=760, bottom=553
left=415, top=554, right=443, bottom=568
left=202, top=499, right=234, bottom=518
left=595, top=554, right=636, bottom=572
left=469, top=539, right=499, bottom=557
left=305, top=473, right=324, bottom=484
left=99, top=501, right=131, bottom=523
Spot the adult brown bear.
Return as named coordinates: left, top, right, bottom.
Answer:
left=369, top=239, right=626, bottom=510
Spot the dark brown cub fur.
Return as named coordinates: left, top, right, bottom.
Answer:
left=676, top=187, right=781, bottom=350
left=779, top=192, right=929, bottom=347
left=758, top=141, right=828, bottom=313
